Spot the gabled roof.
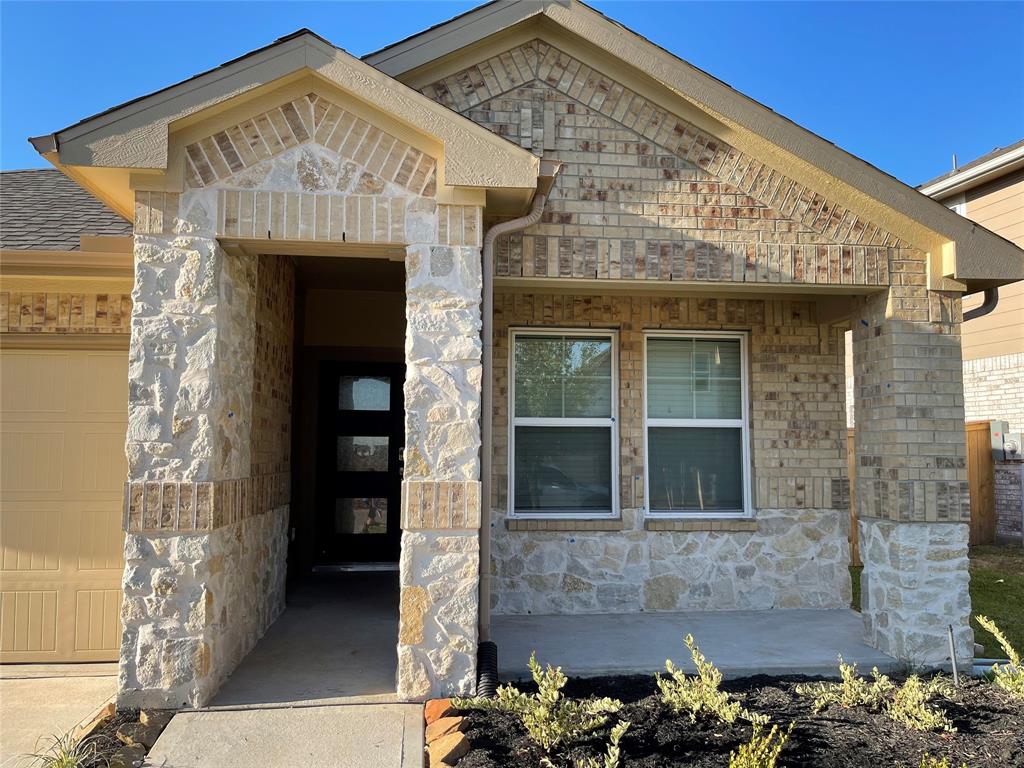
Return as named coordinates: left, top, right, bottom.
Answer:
left=29, top=28, right=539, bottom=217
left=0, top=169, right=131, bottom=251
left=364, top=0, right=1024, bottom=287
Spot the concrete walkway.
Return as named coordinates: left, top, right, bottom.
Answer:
left=145, top=573, right=422, bottom=768
left=0, top=663, right=117, bottom=766
left=494, top=608, right=896, bottom=679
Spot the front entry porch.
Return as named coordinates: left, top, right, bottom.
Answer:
left=494, top=608, right=898, bottom=681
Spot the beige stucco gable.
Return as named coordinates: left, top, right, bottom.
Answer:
left=365, top=0, right=1024, bottom=290
left=31, top=30, right=540, bottom=220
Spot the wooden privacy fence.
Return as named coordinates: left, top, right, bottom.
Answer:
left=847, top=421, right=996, bottom=565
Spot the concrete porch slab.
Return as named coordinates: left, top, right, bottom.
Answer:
left=143, top=704, right=422, bottom=768
left=493, top=608, right=896, bottom=680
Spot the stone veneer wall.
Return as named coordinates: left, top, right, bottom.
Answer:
left=489, top=291, right=851, bottom=614
left=397, top=244, right=484, bottom=700
left=119, top=182, right=295, bottom=706
left=995, top=461, right=1024, bottom=541
left=962, top=353, right=1024, bottom=433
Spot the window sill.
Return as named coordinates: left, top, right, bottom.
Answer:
left=505, top=518, right=626, bottom=532
left=644, top=518, right=758, bottom=532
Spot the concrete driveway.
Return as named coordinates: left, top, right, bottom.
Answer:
left=0, top=664, right=117, bottom=766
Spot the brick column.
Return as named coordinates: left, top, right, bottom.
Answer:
left=397, top=241, right=483, bottom=700
left=852, top=287, right=973, bottom=666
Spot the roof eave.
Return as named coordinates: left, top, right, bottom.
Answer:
left=919, top=144, right=1024, bottom=199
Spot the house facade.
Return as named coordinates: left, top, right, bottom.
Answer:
left=4, top=0, right=1023, bottom=707
left=921, top=141, right=1024, bottom=433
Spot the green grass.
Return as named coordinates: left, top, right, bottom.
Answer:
left=969, top=545, right=1024, bottom=658
left=849, top=545, right=1024, bottom=659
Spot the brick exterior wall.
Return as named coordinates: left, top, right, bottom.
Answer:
left=963, top=353, right=1024, bottom=432
left=251, top=255, right=295, bottom=478
left=0, top=291, right=131, bottom=333
left=995, top=460, right=1024, bottom=541
left=424, top=40, right=909, bottom=287
left=493, top=292, right=849, bottom=514
left=488, top=290, right=852, bottom=613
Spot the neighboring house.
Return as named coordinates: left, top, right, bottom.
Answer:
left=2, top=0, right=1022, bottom=708
left=921, top=141, right=1024, bottom=432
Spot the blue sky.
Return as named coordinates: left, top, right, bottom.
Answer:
left=2, top=1, right=1022, bottom=186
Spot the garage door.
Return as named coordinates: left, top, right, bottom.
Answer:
left=1, top=348, right=127, bottom=662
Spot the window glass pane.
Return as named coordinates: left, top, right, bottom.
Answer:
left=564, top=337, right=612, bottom=417
left=647, top=338, right=742, bottom=419
left=337, top=436, right=388, bottom=471
left=339, top=376, right=390, bottom=411
left=647, top=338, right=694, bottom=418
left=693, top=340, right=741, bottom=419
left=335, top=498, right=387, bottom=534
left=648, top=427, right=743, bottom=512
left=514, top=335, right=612, bottom=418
left=514, top=426, right=611, bottom=512
left=514, top=336, right=564, bottom=417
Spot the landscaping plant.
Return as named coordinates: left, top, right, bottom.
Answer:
left=727, top=723, right=794, bottom=768
left=917, top=756, right=968, bottom=768
left=22, top=732, right=103, bottom=768
left=975, top=614, right=1024, bottom=699
left=543, top=720, right=631, bottom=768
left=886, top=675, right=956, bottom=732
left=657, top=634, right=767, bottom=725
left=794, top=657, right=894, bottom=712
left=454, top=652, right=623, bottom=753
left=797, top=659, right=955, bottom=732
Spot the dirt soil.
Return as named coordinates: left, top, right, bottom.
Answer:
left=455, top=675, right=1024, bottom=768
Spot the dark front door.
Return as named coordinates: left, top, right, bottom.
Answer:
left=316, top=362, right=404, bottom=565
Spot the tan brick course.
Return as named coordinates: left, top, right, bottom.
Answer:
left=0, top=291, right=131, bottom=333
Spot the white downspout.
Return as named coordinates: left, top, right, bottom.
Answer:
left=479, top=169, right=559, bottom=641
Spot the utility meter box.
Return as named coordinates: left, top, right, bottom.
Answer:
left=990, top=420, right=1023, bottom=462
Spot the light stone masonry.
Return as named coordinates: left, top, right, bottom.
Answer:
left=492, top=507, right=851, bottom=614
left=859, top=518, right=973, bottom=665
left=399, top=241, right=484, bottom=700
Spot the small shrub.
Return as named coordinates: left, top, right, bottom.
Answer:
left=886, top=675, right=955, bottom=732
left=728, top=723, right=794, bottom=768
left=797, top=659, right=954, bottom=732
left=795, top=657, right=894, bottom=713
left=545, top=721, right=631, bottom=768
left=454, top=652, right=622, bottom=753
left=917, top=755, right=967, bottom=768
left=976, top=615, right=1024, bottom=699
left=22, top=732, right=103, bottom=768
left=657, top=634, right=767, bottom=725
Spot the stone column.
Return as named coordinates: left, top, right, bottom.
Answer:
left=852, top=286, right=973, bottom=667
left=397, top=242, right=483, bottom=700
left=119, top=190, right=289, bottom=708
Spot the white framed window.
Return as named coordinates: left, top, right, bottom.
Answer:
left=508, top=329, right=618, bottom=518
left=644, top=331, right=752, bottom=517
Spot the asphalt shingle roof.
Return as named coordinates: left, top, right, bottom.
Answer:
left=0, top=168, right=132, bottom=251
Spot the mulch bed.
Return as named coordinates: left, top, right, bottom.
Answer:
left=77, top=709, right=139, bottom=767
left=454, top=674, right=1024, bottom=768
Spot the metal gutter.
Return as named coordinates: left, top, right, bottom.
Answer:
left=963, top=288, right=999, bottom=322
left=479, top=160, right=561, bottom=643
